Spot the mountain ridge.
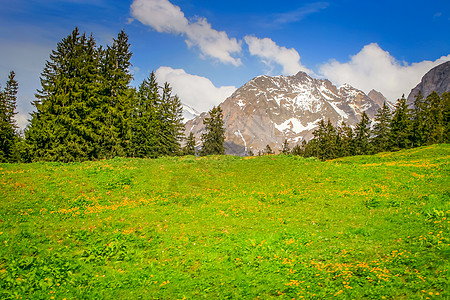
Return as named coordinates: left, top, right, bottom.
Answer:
left=186, top=71, right=385, bottom=155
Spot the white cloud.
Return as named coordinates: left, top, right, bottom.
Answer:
left=155, top=66, right=236, bottom=113
left=319, top=43, right=450, bottom=102
left=13, top=112, right=29, bottom=133
left=244, top=36, right=313, bottom=76
left=130, top=0, right=242, bottom=66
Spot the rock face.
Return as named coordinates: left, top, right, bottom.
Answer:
left=407, top=61, right=450, bottom=104
left=186, top=72, right=382, bottom=156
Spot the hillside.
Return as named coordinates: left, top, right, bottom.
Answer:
left=1, top=145, right=449, bottom=298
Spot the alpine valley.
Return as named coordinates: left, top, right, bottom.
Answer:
left=185, top=71, right=390, bottom=156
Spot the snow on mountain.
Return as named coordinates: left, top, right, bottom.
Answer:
left=182, top=103, right=200, bottom=121
left=185, top=71, right=383, bottom=156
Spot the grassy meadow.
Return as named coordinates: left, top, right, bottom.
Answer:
left=0, top=144, right=449, bottom=299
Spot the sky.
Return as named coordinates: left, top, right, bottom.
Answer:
left=1, top=0, right=449, bottom=131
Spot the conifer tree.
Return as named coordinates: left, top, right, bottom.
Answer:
left=303, top=138, right=318, bottom=158
left=264, top=144, right=274, bottom=155
left=200, top=106, right=225, bottom=155
left=425, top=92, right=444, bottom=144
left=184, top=132, right=196, bottom=156
left=389, top=95, right=412, bottom=151
left=26, top=28, right=100, bottom=162
left=354, top=112, right=371, bottom=155
left=410, top=91, right=428, bottom=147
left=311, top=119, right=338, bottom=160
left=281, top=139, right=290, bottom=155
left=336, top=121, right=354, bottom=157
left=0, top=71, right=19, bottom=162
left=131, top=72, right=160, bottom=158
left=158, top=82, right=184, bottom=156
left=291, top=141, right=305, bottom=156
left=442, top=92, right=450, bottom=143
left=371, top=103, right=392, bottom=153
left=97, top=29, right=133, bottom=158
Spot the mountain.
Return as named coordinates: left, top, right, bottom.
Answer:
left=182, top=103, right=200, bottom=121
left=407, top=61, right=450, bottom=104
left=185, top=71, right=383, bottom=156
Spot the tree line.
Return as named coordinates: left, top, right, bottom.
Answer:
left=1, top=28, right=448, bottom=163
left=286, top=92, right=450, bottom=160
left=0, top=28, right=224, bottom=163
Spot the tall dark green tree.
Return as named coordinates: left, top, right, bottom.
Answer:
left=311, top=119, right=338, bottom=160
left=371, top=103, right=392, bottom=153
left=336, top=121, right=354, bottom=157
left=354, top=112, right=371, bottom=155
left=183, top=132, right=196, bottom=156
left=442, top=92, right=450, bottom=143
left=0, top=71, right=19, bottom=162
left=26, top=28, right=100, bottom=162
left=200, top=106, right=225, bottom=155
left=281, top=139, right=290, bottom=155
left=131, top=72, right=160, bottom=158
left=157, top=82, right=184, bottom=156
left=389, top=95, right=412, bottom=151
left=97, top=29, right=133, bottom=158
left=410, top=91, right=427, bottom=147
left=425, top=92, right=444, bottom=144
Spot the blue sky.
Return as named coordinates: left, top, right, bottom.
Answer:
left=1, top=0, right=449, bottom=130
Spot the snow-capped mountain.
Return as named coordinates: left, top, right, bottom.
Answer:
left=186, top=71, right=385, bottom=155
left=182, top=103, right=200, bottom=121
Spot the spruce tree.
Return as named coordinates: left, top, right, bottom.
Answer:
left=264, top=144, right=274, bottom=155
left=442, top=92, right=450, bottom=143
left=311, top=119, right=338, bottom=160
left=0, top=71, right=19, bottom=162
left=410, top=91, right=427, bottom=147
left=158, top=82, right=184, bottom=156
left=354, top=112, right=371, bottom=155
left=97, top=29, right=133, bottom=158
left=26, top=28, right=100, bottom=162
left=184, top=132, right=196, bottom=156
left=336, top=121, right=354, bottom=157
left=425, top=92, right=444, bottom=144
left=131, top=72, right=160, bottom=158
left=200, top=106, right=225, bottom=155
left=371, top=103, right=392, bottom=153
left=311, top=119, right=326, bottom=159
left=389, top=95, right=412, bottom=151
left=281, top=139, right=290, bottom=155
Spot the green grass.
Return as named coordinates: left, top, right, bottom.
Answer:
left=0, top=144, right=449, bottom=299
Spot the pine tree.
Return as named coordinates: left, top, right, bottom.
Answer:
left=371, top=103, right=392, bottom=153
left=281, top=139, right=290, bottom=155
left=158, top=82, right=184, bottom=156
left=183, top=132, right=196, bottom=156
left=200, top=106, right=225, bottom=155
left=336, top=121, right=354, bottom=157
left=311, top=119, right=326, bottom=159
left=131, top=72, right=160, bottom=158
left=97, top=29, right=133, bottom=158
left=311, top=119, right=338, bottom=160
left=442, top=92, right=450, bottom=143
left=425, top=92, right=444, bottom=144
left=354, top=112, right=371, bottom=155
left=26, top=28, right=100, bottom=162
left=264, top=144, right=274, bottom=155
left=0, top=71, right=19, bottom=162
left=410, top=91, right=427, bottom=147
left=389, top=95, right=412, bottom=151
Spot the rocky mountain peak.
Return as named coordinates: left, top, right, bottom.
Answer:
left=185, top=73, right=382, bottom=156
left=407, top=61, right=450, bottom=104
